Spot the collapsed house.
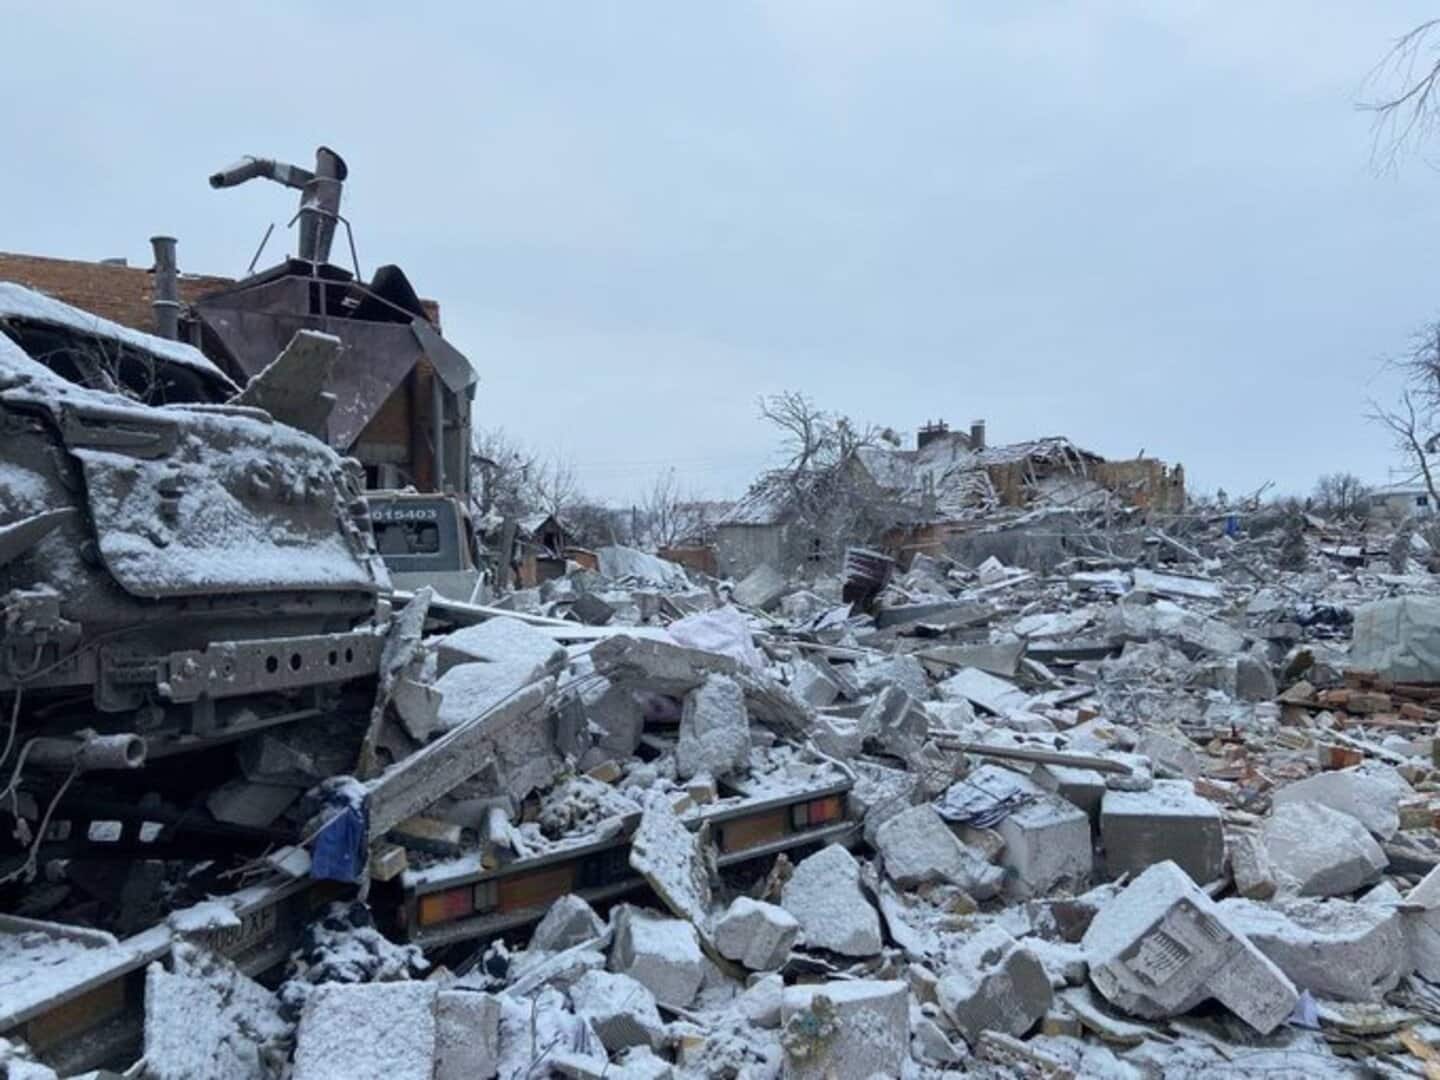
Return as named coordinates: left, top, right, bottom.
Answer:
left=715, top=421, right=1186, bottom=578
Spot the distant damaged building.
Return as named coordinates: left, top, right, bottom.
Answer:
left=716, top=419, right=1185, bottom=576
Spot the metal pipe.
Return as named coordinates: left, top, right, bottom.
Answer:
left=432, top=371, right=446, bottom=492
left=150, top=236, right=180, bottom=340
left=299, top=146, right=346, bottom=265
left=28, top=734, right=147, bottom=772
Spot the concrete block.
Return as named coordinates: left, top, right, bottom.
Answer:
left=781, top=844, right=883, bottom=957
left=532, top=894, right=606, bottom=952
left=293, top=982, right=438, bottom=1080
left=1234, top=654, right=1277, bottom=701
left=1082, top=861, right=1297, bottom=1034
left=568, top=970, right=665, bottom=1051
left=1217, top=898, right=1406, bottom=1002
left=992, top=788, right=1093, bottom=901
left=435, top=989, right=500, bottom=1080
left=1101, top=780, right=1223, bottom=885
left=610, top=906, right=705, bottom=1009
left=873, top=803, right=1003, bottom=899
left=676, top=674, right=750, bottom=780
left=789, top=660, right=839, bottom=708
left=781, top=979, right=908, bottom=1080
left=952, top=764, right=1092, bottom=898
left=936, top=925, right=1051, bottom=1046
left=714, top=897, right=800, bottom=971
left=1261, top=800, right=1387, bottom=897
left=1271, top=765, right=1407, bottom=841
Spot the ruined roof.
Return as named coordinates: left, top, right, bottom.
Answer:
left=0, top=251, right=235, bottom=334
left=0, top=281, right=238, bottom=396
left=0, top=250, right=443, bottom=335
left=716, top=471, right=805, bottom=526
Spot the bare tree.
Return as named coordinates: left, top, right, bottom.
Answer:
left=1362, top=19, right=1440, bottom=165
left=532, top=457, right=580, bottom=520
left=754, top=391, right=901, bottom=567
left=472, top=427, right=541, bottom=518
left=643, top=468, right=684, bottom=549
left=1312, top=472, right=1372, bottom=518
left=1370, top=390, right=1440, bottom=507
left=758, top=390, right=828, bottom=473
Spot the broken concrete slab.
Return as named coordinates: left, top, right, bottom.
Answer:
left=610, top=905, right=705, bottom=1009
left=936, top=666, right=1032, bottom=716
left=732, top=563, right=790, bottom=611
left=1134, top=728, right=1201, bottom=780
left=780, top=844, right=883, bottom=957
left=675, top=673, right=750, bottom=781
left=570, top=591, right=616, bottom=627
left=1216, top=897, right=1406, bottom=1002
left=628, top=795, right=712, bottom=931
left=293, top=981, right=438, bottom=1080
left=936, top=925, right=1052, bottom=1046
left=872, top=803, right=1003, bottom=898
left=714, top=897, right=799, bottom=972
left=1350, top=595, right=1440, bottom=683
left=365, top=681, right=554, bottom=836
left=532, top=894, right=606, bottom=953
left=435, top=989, right=501, bottom=1080
left=1261, top=800, right=1387, bottom=898
left=1082, top=861, right=1297, bottom=1034
left=144, top=945, right=288, bottom=1080
left=1271, top=765, right=1407, bottom=841
left=568, top=969, right=665, bottom=1051
left=918, top=638, right=1026, bottom=678
left=435, top=614, right=568, bottom=677
left=1131, top=568, right=1223, bottom=602
left=780, top=979, right=908, bottom=1080
left=1101, top=780, right=1224, bottom=885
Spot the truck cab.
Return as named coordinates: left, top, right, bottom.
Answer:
left=365, top=490, right=485, bottom=603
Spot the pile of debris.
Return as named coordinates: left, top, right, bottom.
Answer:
left=10, top=490, right=1440, bottom=1078
left=14, top=282, right=1440, bottom=1078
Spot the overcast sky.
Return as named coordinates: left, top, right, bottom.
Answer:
left=4, top=2, right=1439, bottom=504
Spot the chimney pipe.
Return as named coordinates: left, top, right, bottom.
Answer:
left=970, top=419, right=986, bottom=451
left=207, top=146, right=348, bottom=265
left=150, top=235, right=180, bottom=340
left=298, top=146, right=346, bottom=266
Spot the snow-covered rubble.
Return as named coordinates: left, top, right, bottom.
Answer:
left=20, top=501, right=1440, bottom=1079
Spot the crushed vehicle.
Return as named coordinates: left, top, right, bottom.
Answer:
left=365, top=490, right=485, bottom=603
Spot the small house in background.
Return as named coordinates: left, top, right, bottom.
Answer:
left=1372, top=482, right=1435, bottom=520
left=509, top=512, right=573, bottom=588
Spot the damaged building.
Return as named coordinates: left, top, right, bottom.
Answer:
left=0, top=146, right=476, bottom=497
left=715, top=420, right=1186, bottom=579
